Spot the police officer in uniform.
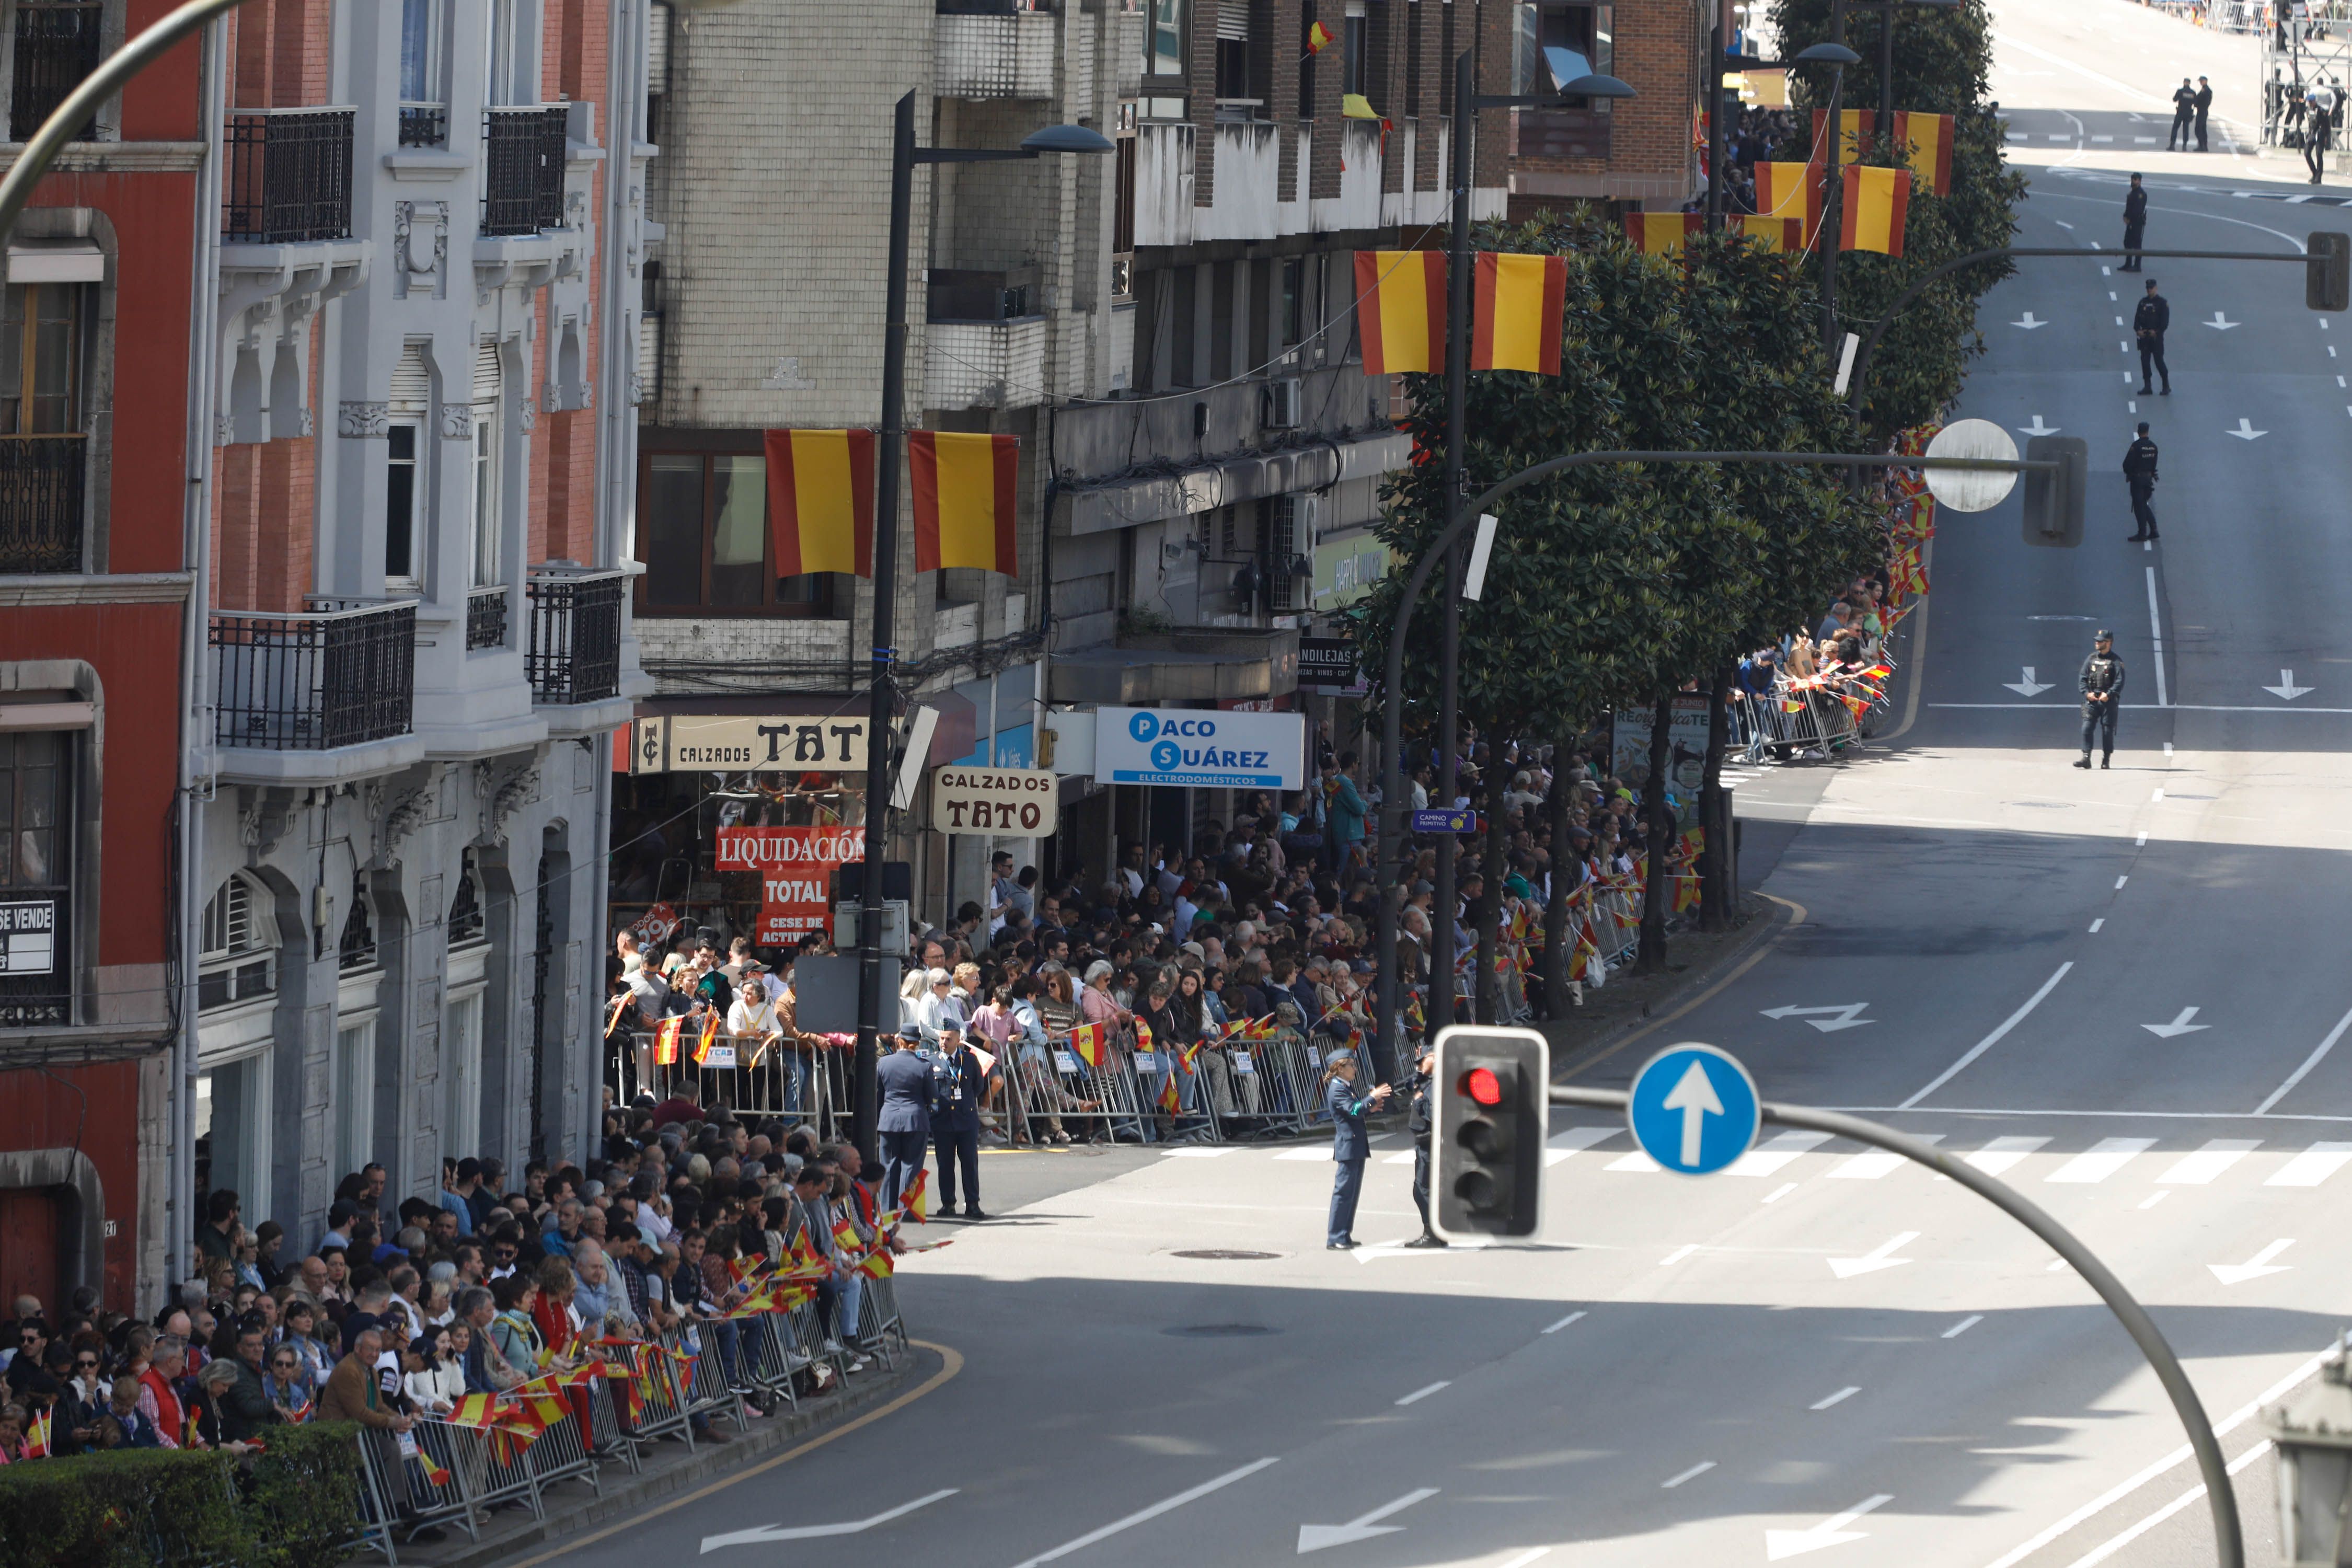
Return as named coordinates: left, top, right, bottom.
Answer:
left=1323, top=1050, right=1391, bottom=1250
left=874, top=1031, right=932, bottom=1209
left=2124, top=422, right=2160, bottom=542
left=2134, top=280, right=2171, bottom=396
left=928, top=1025, right=989, bottom=1219
left=1401, top=1044, right=1445, bottom=1248
left=2077, top=629, right=2127, bottom=770
left=2120, top=174, right=2147, bottom=272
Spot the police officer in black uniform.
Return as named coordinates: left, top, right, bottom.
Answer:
left=1401, top=1044, right=1444, bottom=1248
left=2124, top=422, right=2160, bottom=541
left=2120, top=174, right=2147, bottom=272
left=928, top=1025, right=989, bottom=1219
left=2134, top=280, right=2171, bottom=395
left=2077, top=629, right=2126, bottom=769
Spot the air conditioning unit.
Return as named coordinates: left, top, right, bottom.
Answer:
left=1263, top=376, right=1304, bottom=429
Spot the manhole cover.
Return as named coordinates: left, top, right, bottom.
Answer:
left=1169, top=1249, right=1282, bottom=1261
left=1164, top=1323, right=1280, bottom=1338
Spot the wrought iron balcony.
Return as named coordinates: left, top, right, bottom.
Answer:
left=10, top=1, right=101, bottom=143
left=482, top=106, right=568, bottom=237
left=525, top=568, right=623, bottom=704
left=223, top=107, right=356, bottom=244
left=0, top=435, right=84, bottom=573
left=466, top=584, right=508, bottom=650
left=210, top=599, right=416, bottom=750
left=399, top=102, right=448, bottom=147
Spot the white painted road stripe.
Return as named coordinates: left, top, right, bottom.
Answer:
left=1661, top=1461, right=1716, bottom=1489
left=1828, top=1133, right=1945, bottom=1180
left=2046, top=1137, right=2157, bottom=1183
left=1605, top=1151, right=1664, bottom=1172
left=1660, top=1244, right=1700, bottom=1266
left=1811, top=1386, right=1861, bottom=1411
left=2146, top=566, right=2167, bottom=707
left=1944, top=1315, right=1984, bottom=1339
left=1274, top=1147, right=1332, bottom=1161
left=1963, top=1136, right=2051, bottom=1178
left=2266, top=1141, right=2352, bottom=1186
left=1009, top=1458, right=1282, bottom=1567
left=1395, top=1381, right=1450, bottom=1406
left=1545, top=1126, right=1618, bottom=1166
left=1541, top=1311, right=1586, bottom=1334
left=1900, top=965, right=2073, bottom=1109
left=2056, top=1440, right=2273, bottom=1568
left=1727, top=1130, right=1833, bottom=1175
left=2252, top=1003, right=2352, bottom=1115
left=2155, top=1139, right=2258, bottom=1184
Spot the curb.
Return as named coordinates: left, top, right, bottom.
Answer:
left=410, top=1353, right=930, bottom=1568
left=1550, top=893, right=1796, bottom=1082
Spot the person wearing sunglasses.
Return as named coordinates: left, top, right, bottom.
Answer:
left=62, top=1347, right=109, bottom=1451
left=261, top=1346, right=313, bottom=1419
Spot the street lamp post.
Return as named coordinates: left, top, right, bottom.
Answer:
left=851, top=96, right=1110, bottom=1161
left=1796, top=37, right=1862, bottom=360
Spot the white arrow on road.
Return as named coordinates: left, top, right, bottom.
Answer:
left=2003, top=666, right=2056, bottom=697
left=2016, top=414, right=2060, bottom=436
left=1766, top=1494, right=1895, bottom=1561
left=1829, top=1232, right=1919, bottom=1280
left=2226, top=418, right=2268, bottom=441
left=2204, top=312, right=2242, bottom=330
left=1297, top=1488, right=1439, bottom=1554
left=2011, top=312, right=2049, bottom=329
left=2264, top=669, right=2316, bottom=700
left=1661, top=1059, right=1726, bottom=1166
left=2142, top=1006, right=2210, bottom=1039
left=700, top=1490, right=959, bottom=1552
left=1759, top=1003, right=1877, bottom=1033
left=2209, top=1239, right=2295, bottom=1285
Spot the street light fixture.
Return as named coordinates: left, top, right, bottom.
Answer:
left=1794, top=40, right=1863, bottom=361
left=850, top=95, right=1110, bottom=1162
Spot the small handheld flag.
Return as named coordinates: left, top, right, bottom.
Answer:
left=1305, top=19, right=1338, bottom=52
left=653, top=1016, right=681, bottom=1066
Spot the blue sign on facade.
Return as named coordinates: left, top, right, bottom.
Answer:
left=1411, top=809, right=1477, bottom=833
left=1091, top=706, right=1306, bottom=790
left=1627, top=1043, right=1760, bottom=1175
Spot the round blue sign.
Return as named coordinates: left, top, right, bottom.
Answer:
left=1627, top=1043, right=1760, bottom=1175
left=1129, top=711, right=1161, bottom=742
left=1151, top=739, right=1182, bottom=769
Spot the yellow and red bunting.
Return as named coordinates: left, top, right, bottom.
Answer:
left=652, top=1016, right=681, bottom=1067
left=1471, top=252, right=1567, bottom=374
left=1756, top=163, right=1823, bottom=243
left=1812, top=107, right=1876, bottom=161
left=1069, top=1021, right=1109, bottom=1069
left=1306, top=19, right=1338, bottom=52
left=1841, top=166, right=1912, bottom=256
left=692, top=1010, right=719, bottom=1066
left=1623, top=213, right=1698, bottom=255
left=1891, top=111, right=1954, bottom=195
left=910, top=431, right=1019, bottom=576
left=763, top=429, right=875, bottom=579
left=1353, top=250, right=1446, bottom=375
left=1733, top=214, right=1803, bottom=252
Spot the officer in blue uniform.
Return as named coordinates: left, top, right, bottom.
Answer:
left=1323, top=1050, right=1391, bottom=1249
left=929, top=1025, right=990, bottom=1220
left=874, top=1030, right=932, bottom=1209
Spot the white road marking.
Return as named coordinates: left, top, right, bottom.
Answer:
left=1274, top=1147, right=1332, bottom=1161
left=1012, top=1458, right=1282, bottom=1567
left=1494, top=1550, right=1553, bottom=1568
left=1760, top=1002, right=1876, bottom=1032
left=1899, top=964, right=2073, bottom=1108
left=2266, top=1140, right=2352, bottom=1186
left=701, top=1489, right=959, bottom=1551
left=2157, top=1140, right=2258, bottom=1183
left=1963, top=1136, right=2051, bottom=1178
left=2113, top=316, right=2123, bottom=327
left=2162, top=742, right=2172, bottom=757
left=1297, top=1486, right=1439, bottom=1554
left=2204, top=312, right=2241, bottom=330
left=2054, top=1439, right=2272, bottom=1568
left=2138, top=1190, right=2170, bottom=1210
left=1944, top=1315, right=1982, bottom=1339
left=1660, top=1244, right=1700, bottom=1265
left=2108, top=291, right=2117, bottom=300
left=1829, top=1134, right=1944, bottom=1180
left=1395, top=1380, right=1451, bottom=1406
left=2209, top=1238, right=2294, bottom=1284
left=2114, top=875, right=2128, bottom=890
left=1606, top=1151, right=1663, bottom=1172
left=2092, top=134, right=2113, bottom=142
left=2252, top=1005, right=2352, bottom=1115
left=1661, top=1461, right=1716, bottom=1489
left=2054, top=220, right=2075, bottom=228
left=2046, top=1258, right=2070, bottom=1272
left=2134, top=135, right=2155, bottom=143
left=2225, top=418, right=2269, bottom=441
left=1161, top=1148, right=1230, bottom=1158
left=1811, top=1386, right=1861, bottom=1411
left=2146, top=566, right=2167, bottom=706
left=2151, top=787, right=2163, bottom=801
left=1541, top=1310, right=1586, bottom=1334
left=1381, top=1152, right=1415, bottom=1165
left=2089, top=919, right=2104, bottom=933
left=2136, top=832, right=2147, bottom=846
left=1728, top=1131, right=1834, bottom=1175
left=2263, top=668, right=2316, bottom=699
left=1766, top=1493, right=1894, bottom=1561
left=1544, top=1126, right=1618, bottom=1168
left=2046, top=1137, right=2155, bottom=1183
left=2001, top=665, right=2055, bottom=695
left=2142, top=1006, right=2207, bottom=1039
left=1828, top=1232, right=1918, bottom=1279
left=1763, top=1182, right=1801, bottom=1204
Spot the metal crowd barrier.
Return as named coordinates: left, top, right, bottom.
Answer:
left=615, top=1030, right=848, bottom=1138
left=858, top=1273, right=907, bottom=1364
left=602, top=1337, right=695, bottom=1452
left=660, top=1323, right=751, bottom=1434
left=526, top=1387, right=603, bottom=1503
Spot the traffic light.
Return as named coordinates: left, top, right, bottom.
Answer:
left=2021, top=434, right=2085, bottom=549
left=1431, top=1025, right=1548, bottom=1241
left=2309, top=231, right=2350, bottom=312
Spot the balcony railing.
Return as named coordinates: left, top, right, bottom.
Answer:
left=399, top=102, right=448, bottom=147
left=0, top=435, right=84, bottom=573
left=223, top=107, right=356, bottom=244
left=210, top=599, right=416, bottom=750
left=11, top=1, right=102, bottom=144
left=525, top=569, right=622, bottom=704
left=482, top=106, right=568, bottom=237
left=466, top=584, right=508, bottom=650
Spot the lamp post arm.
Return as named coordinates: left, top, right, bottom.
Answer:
left=0, top=0, right=249, bottom=242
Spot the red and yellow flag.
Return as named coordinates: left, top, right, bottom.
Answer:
left=1756, top=163, right=1823, bottom=243
left=763, top=429, right=875, bottom=578
left=1841, top=166, right=1912, bottom=255
left=1732, top=214, right=1803, bottom=252
left=909, top=431, right=1019, bottom=575
left=1157, top=1072, right=1181, bottom=1116
left=857, top=1246, right=895, bottom=1281
left=1353, top=250, right=1446, bottom=375
left=901, top=1167, right=930, bottom=1223
left=1812, top=108, right=1876, bottom=160
left=1133, top=1019, right=1155, bottom=1054
left=1306, top=19, right=1339, bottom=52
left=1471, top=252, right=1566, bottom=374
left=1891, top=111, right=1954, bottom=195
left=652, top=1016, right=682, bottom=1066
left=692, top=1010, right=719, bottom=1066
left=1069, top=1021, right=1109, bottom=1069
left=1623, top=212, right=1698, bottom=255
left=24, top=1405, right=50, bottom=1459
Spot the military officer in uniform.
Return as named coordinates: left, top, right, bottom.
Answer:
left=929, top=1025, right=990, bottom=1219
left=2124, top=422, right=2161, bottom=542
left=2134, top=280, right=2171, bottom=396
left=2077, top=629, right=2127, bottom=770
left=1323, top=1050, right=1391, bottom=1250
left=2120, top=174, right=2147, bottom=272
left=875, top=1031, right=932, bottom=1209
left=1402, top=1044, right=1444, bottom=1248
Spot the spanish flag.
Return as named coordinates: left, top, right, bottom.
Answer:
left=856, top=1246, right=895, bottom=1281
left=1133, top=1019, right=1155, bottom=1054
left=1471, top=252, right=1567, bottom=373
left=1157, top=1072, right=1181, bottom=1116
left=1812, top=107, right=1876, bottom=160
left=1733, top=214, right=1803, bottom=253
left=901, top=1167, right=930, bottom=1223
left=652, top=1016, right=682, bottom=1066
left=1623, top=213, right=1698, bottom=256
left=1756, top=163, right=1823, bottom=243
left=1840, top=166, right=1912, bottom=256
left=1306, top=19, right=1338, bottom=52
left=910, top=431, right=1019, bottom=575
left=1069, top=1021, right=1109, bottom=1069
left=692, top=1010, right=720, bottom=1065
left=763, top=429, right=875, bottom=578
left=1353, top=250, right=1446, bottom=375
left=1891, top=111, right=1954, bottom=195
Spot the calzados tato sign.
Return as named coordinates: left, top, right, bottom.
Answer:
left=930, top=767, right=1058, bottom=835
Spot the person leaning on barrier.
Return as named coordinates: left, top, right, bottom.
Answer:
left=317, top=1324, right=413, bottom=1433
left=1323, top=1050, right=1392, bottom=1250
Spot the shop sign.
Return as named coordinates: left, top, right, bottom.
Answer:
left=1297, top=637, right=1363, bottom=694
left=0, top=898, right=54, bottom=976
left=1093, top=706, right=1306, bottom=790
left=717, top=826, right=866, bottom=942
left=930, top=767, right=1059, bottom=835
left=1609, top=697, right=1714, bottom=798
left=632, top=715, right=871, bottom=774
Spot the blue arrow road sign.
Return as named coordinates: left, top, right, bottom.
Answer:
left=1627, top=1043, right=1760, bottom=1175
left=1411, top=809, right=1478, bottom=833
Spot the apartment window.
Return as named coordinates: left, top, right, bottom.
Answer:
left=637, top=442, right=836, bottom=616
left=1517, top=2, right=1615, bottom=106
left=338, top=877, right=376, bottom=970
left=331, top=1019, right=375, bottom=1176
left=199, top=873, right=275, bottom=1011
left=1342, top=8, right=1367, bottom=97
left=448, top=849, right=485, bottom=944
left=10, top=1, right=102, bottom=145
left=0, top=729, right=69, bottom=1025
left=469, top=342, right=500, bottom=590
left=0, top=281, right=83, bottom=436
left=399, top=0, right=447, bottom=144
left=384, top=343, right=426, bottom=584
left=1145, top=0, right=1186, bottom=78
left=486, top=0, right=535, bottom=106
left=443, top=989, right=482, bottom=1165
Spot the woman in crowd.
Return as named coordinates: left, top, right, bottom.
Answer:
left=489, top=1276, right=547, bottom=1378
left=403, top=1326, right=466, bottom=1414
left=261, top=1343, right=314, bottom=1418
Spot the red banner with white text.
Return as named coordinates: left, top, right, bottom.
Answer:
left=717, top=826, right=866, bottom=943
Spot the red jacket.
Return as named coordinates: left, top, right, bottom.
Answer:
left=139, top=1365, right=185, bottom=1447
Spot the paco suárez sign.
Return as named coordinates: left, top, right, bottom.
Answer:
left=1093, top=707, right=1305, bottom=791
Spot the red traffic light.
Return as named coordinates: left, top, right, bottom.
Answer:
left=1462, top=1066, right=1505, bottom=1106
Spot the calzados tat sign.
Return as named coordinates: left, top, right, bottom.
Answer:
left=633, top=716, right=870, bottom=773
left=716, top=825, right=865, bottom=941
left=930, top=767, right=1058, bottom=835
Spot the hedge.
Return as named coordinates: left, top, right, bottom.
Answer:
left=0, top=1421, right=364, bottom=1568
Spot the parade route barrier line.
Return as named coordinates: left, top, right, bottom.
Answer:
left=1554, top=894, right=1807, bottom=1083
left=465, top=1342, right=964, bottom=1568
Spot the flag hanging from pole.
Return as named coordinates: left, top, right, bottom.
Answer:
left=1812, top=107, right=1876, bottom=160
left=1732, top=214, right=1803, bottom=252
left=909, top=431, right=1019, bottom=575
left=1840, top=166, right=1912, bottom=256
left=1470, top=252, right=1567, bottom=374
left=1756, top=163, right=1823, bottom=243
left=763, top=429, right=875, bottom=578
left=1890, top=111, right=1954, bottom=195
left=1353, top=250, right=1446, bottom=375
left=1623, top=213, right=1698, bottom=255
left=1305, top=19, right=1339, bottom=52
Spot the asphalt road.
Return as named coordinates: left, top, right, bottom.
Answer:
left=526, top=32, right=2352, bottom=1568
